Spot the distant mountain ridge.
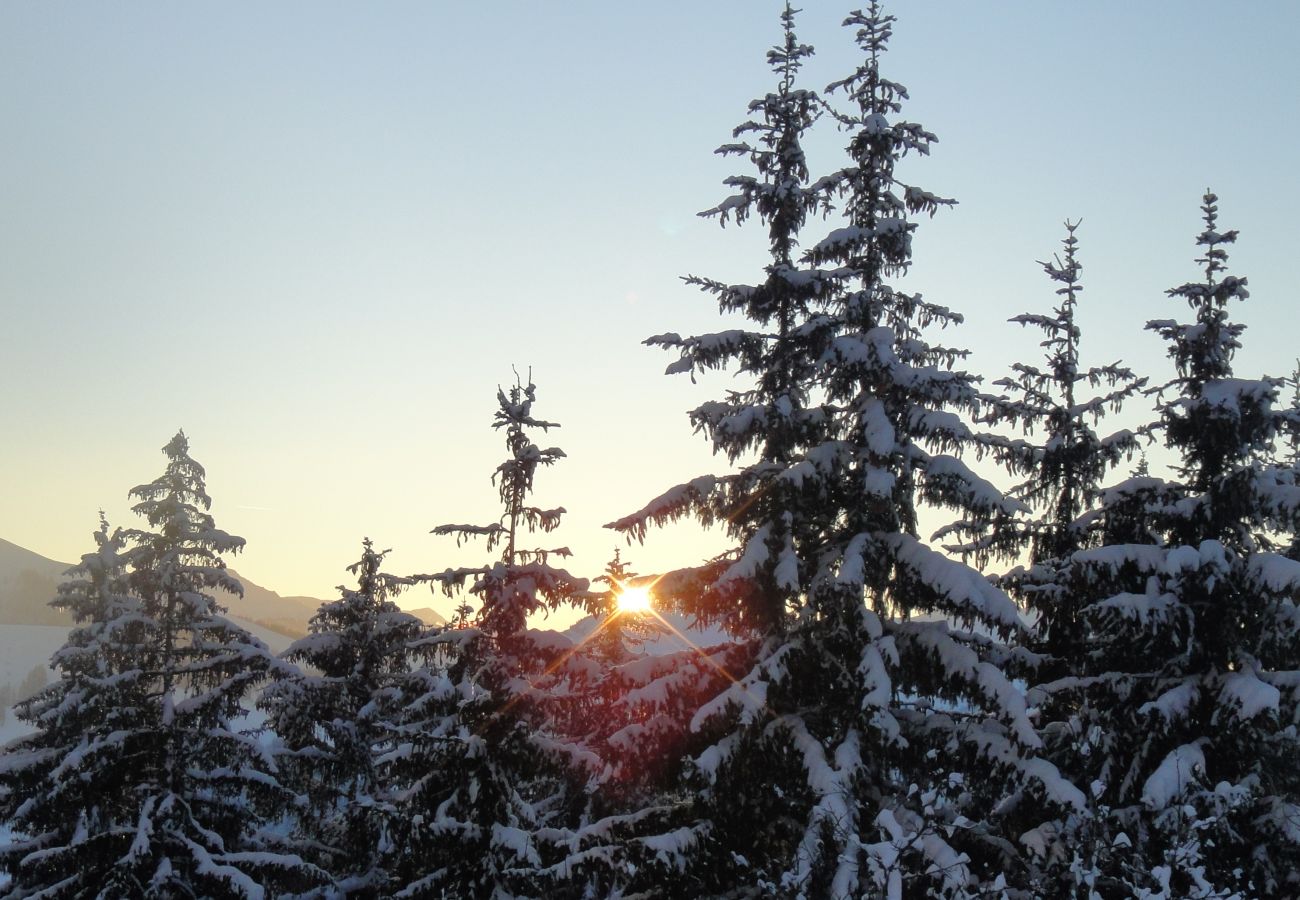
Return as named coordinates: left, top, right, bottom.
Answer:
left=0, top=539, right=73, bottom=628
left=0, top=537, right=446, bottom=637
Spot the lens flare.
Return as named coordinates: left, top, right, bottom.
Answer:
left=616, top=584, right=653, bottom=614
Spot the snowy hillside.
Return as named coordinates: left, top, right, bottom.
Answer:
left=563, top=609, right=734, bottom=656
left=0, top=625, right=67, bottom=746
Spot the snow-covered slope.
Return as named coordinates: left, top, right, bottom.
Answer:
left=0, top=624, right=68, bottom=746
left=563, top=609, right=734, bottom=656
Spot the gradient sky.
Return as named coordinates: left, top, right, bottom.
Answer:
left=3, top=2, right=1298, bottom=623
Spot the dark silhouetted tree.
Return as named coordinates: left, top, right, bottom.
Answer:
left=1037, top=194, right=1300, bottom=897
left=388, top=377, right=598, bottom=898
left=610, top=5, right=1078, bottom=896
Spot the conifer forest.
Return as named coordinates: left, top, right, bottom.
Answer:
left=4, top=4, right=1300, bottom=899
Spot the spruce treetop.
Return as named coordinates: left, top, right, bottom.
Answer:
left=1033, top=194, right=1300, bottom=896
left=434, top=374, right=567, bottom=568
left=1140, top=192, right=1300, bottom=559
left=611, top=3, right=833, bottom=638
left=124, top=429, right=244, bottom=601
left=389, top=377, right=597, bottom=897
left=976, top=221, right=1145, bottom=570
left=259, top=538, right=423, bottom=895
left=1157, top=191, right=1247, bottom=387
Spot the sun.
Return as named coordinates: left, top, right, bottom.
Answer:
left=616, top=584, right=654, bottom=614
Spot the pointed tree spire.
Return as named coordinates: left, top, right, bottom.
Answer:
left=616, top=0, right=829, bottom=635
left=391, top=375, right=598, bottom=897
left=977, top=221, right=1145, bottom=667
left=0, top=517, right=141, bottom=895
left=1, top=434, right=317, bottom=897
left=601, top=7, right=838, bottom=891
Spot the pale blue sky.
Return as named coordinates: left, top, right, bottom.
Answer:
left=3, top=2, right=1298, bottom=617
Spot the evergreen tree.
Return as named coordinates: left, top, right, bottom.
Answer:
left=590, top=549, right=639, bottom=664
left=610, top=5, right=1079, bottom=896
left=605, top=5, right=839, bottom=892
left=625, top=0, right=830, bottom=634
left=388, top=377, right=598, bottom=898
left=974, top=221, right=1146, bottom=668
left=1039, top=194, right=1300, bottom=897
left=1286, top=360, right=1300, bottom=562
left=259, top=539, right=425, bottom=897
left=967, top=223, right=1146, bottom=894
left=980, top=222, right=1146, bottom=638
left=0, top=435, right=316, bottom=898
left=0, top=516, right=142, bottom=896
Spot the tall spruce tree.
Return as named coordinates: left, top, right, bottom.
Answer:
left=609, top=5, right=1081, bottom=897
left=604, top=5, right=838, bottom=892
left=0, top=433, right=316, bottom=898
left=967, top=223, right=1146, bottom=894
left=387, top=377, right=598, bottom=898
left=258, top=539, right=425, bottom=897
left=628, top=0, right=829, bottom=632
left=974, top=222, right=1146, bottom=669
left=1038, top=194, right=1300, bottom=897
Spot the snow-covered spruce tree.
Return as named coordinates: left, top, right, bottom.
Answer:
left=588, top=549, right=651, bottom=664
left=0, top=434, right=318, bottom=898
left=535, top=550, right=684, bottom=879
left=610, top=5, right=1081, bottom=897
left=602, top=5, right=841, bottom=893
left=633, top=0, right=831, bottom=630
left=1039, top=194, right=1300, bottom=897
left=961, top=222, right=1147, bottom=892
left=1286, top=360, right=1300, bottom=562
left=258, top=538, right=425, bottom=897
left=978, top=223, right=1145, bottom=667
left=386, top=377, right=599, bottom=899
left=975, top=222, right=1147, bottom=663
left=0, top=516, right=143, bottom=895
